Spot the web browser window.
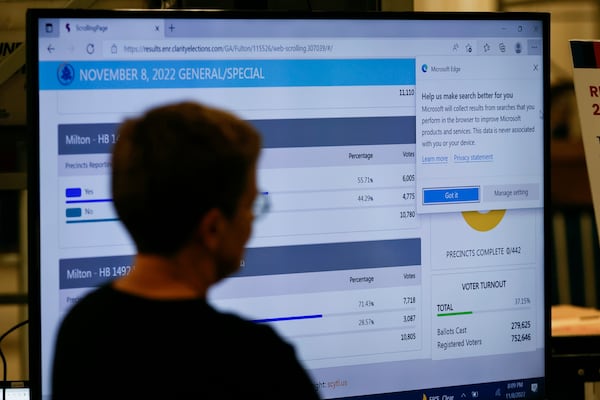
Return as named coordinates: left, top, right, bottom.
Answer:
left=28, top=10, right=549, bottom=400
left=0, top=382, right=30, bottom=400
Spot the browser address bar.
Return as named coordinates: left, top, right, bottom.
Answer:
left=102, top=38, right=457, bottom=59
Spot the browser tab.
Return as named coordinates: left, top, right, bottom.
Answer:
left=39, top=19, right=59, bottom=38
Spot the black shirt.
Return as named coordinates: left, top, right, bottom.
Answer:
left=52, top=284, right=321, bottom=399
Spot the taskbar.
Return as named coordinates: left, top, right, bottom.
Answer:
left=344, top=377, right=545, bottom=400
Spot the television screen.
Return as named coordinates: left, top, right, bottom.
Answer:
left=0, top=382, right=30, bottom=400
left=26, top=8, right=550, bottom=400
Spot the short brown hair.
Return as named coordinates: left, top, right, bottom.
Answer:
left=111, top=101, right=261, bottom=255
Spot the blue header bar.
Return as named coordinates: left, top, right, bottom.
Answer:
left=58, top=238, right=420, bottom=289
left=57, top=116, right=415, bottom=155
left=40, top=58, right=415, bottom=90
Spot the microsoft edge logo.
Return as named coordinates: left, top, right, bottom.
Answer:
left=421, top=64, right=428, bottom=73
left=57, top=63, right=75, bottom=86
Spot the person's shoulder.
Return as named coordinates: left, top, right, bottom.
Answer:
left=58, top=283, right=119, bottom=324
left=215, top=313, right=322, bottom=399
left=214, top=310, right=288, bottom=344
left=67, top=283, right=116, bottom=308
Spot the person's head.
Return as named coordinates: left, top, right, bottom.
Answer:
left=111, top=101, right=262, bottom=262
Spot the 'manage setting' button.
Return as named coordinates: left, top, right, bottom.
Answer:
left=483, top=183, right=540, bottom=202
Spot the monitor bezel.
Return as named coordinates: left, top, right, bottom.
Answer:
left=26, top=8, right=551, bottom=400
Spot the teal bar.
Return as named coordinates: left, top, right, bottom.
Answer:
left=40, top=58, right=415, bottom=90
left=65, top=208, right=82, bottom=218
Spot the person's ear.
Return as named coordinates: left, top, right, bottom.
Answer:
left=196, top=208, right=225, bottom=252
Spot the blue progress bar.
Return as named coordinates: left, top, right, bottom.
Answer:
left=66, top=218, right=120, bottom=224
left=253, top=314, right=323, bottom=324
left=66, top=198, right=112, bottom=204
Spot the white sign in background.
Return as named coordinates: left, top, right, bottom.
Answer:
left=571, top=39, right=600, bottom=244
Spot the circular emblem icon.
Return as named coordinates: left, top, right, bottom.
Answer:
left=57, top=63, right=75, bottom=86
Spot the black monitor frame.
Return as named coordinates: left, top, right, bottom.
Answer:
left=26, top=8, right=551, bottom=400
